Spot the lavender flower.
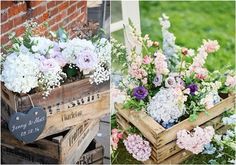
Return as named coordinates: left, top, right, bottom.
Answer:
left=123, top=134, right=151, bottom=161
left=153, top=74, right=163, bottom=87
left=165, top=76, right=176, bottom=88
left=76, top=49, right=98, bottom=71
left=133, top=86, right=148, bottom=100
left=188, top=84, right=198, bottom=95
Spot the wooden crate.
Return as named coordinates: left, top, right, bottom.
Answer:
left=1, top=78, right=110, bottom=140
left=1, top=119, right=100, bottom=164
left=115, top=94, right=235, bottom=164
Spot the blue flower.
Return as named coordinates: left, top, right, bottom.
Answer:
left=202, top=143, right=216, bottom=154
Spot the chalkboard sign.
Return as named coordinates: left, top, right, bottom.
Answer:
left=8, top=107, right=46, bottom=143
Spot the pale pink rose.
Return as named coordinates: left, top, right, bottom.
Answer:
left=225, top=75, right=236, bottom=88
left=112, top=128, right=119, bottom=134
left=40, top=58, right=61, bottom=73
left=203, top=39, right=220, bottom=53
left=143, top=56, right=152, bottom=64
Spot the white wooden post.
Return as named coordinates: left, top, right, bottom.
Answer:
left=110, top=0, right=141, bottom=52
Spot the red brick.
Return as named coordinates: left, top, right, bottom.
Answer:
left=1, top=34, right=10, bottom=45
left=51, top=24, right=59, bottom=31
left=67, top=4, right=76, bottom=15
left=8, top=3, right=26, bottom=17
left=54, top=13, right=62, bottom=22
left=31, top=4, right=47, bottom=18
left=58, top=1, right=69, bottom=11
left=77, top=1, right=86, bottom=9
left=1, top=1, right=13, bottom=10
left=56, top=1, right=63, bottom=6
left=47, top=1, right=56, bottom=9
left=69, top=1, right=77, bottom=5
left=1, top=20, right=13, bottom=34
left=30, top=1, right=43, bottom=8
left=49, top=7, right=58, bottom=18
left=15, top=26, right=25, bottom=37
left=13, top=14, right=27, bottom=27
left=1, top=11, right=8, bottom=23
left=68, top=12, right=77, bottom=22
left=37, top=12, right=49, bottom=24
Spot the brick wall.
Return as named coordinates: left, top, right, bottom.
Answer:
left=1, top=0, right=87, bottom=48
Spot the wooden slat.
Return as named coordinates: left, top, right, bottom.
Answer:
left=1, top=78, right=109, bottom=113
left=77, top=145, right=104, bottom=164
left=115, top=103, right=165, bottom=145
left=37, top=91, right=109, bottom=139
left=155, top=95, right=235, bottom=149
left=60, top=120, right=100, bottom=164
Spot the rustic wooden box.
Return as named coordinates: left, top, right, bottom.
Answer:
left=1, top=78, right=110, bottom=140
left=1, top=119, right=100, bottom=164
left=115, top=94, right=235, bottom=164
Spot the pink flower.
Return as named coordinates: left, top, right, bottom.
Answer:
left=203, top=39, right=220, bottom=53
left=123, top=134, right=151, bottom=161
left=195, top=67, right=208, bottom=80
left=225, top=75, right=236, bottom=88
left=40, top=58, right=61, bottom=73
left=111, top=128, right=123, bottom=151
left=176, top=126, right=215, bottom=154
left=154, top=51, right=169, bottom=75
left=128, top=64, right=147, bottom=80
left=143, top=56, right=152, bottom=64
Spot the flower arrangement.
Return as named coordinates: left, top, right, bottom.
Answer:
left=0, top=21, right=110, bottom=97
left=112, top=13, right=235, bottom=162
left=114, top=14, right=235, bottom=127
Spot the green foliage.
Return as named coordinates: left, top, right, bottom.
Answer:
left=123, top=99, right=146, bottom=111
left=56, top=27, right=68, bottom=42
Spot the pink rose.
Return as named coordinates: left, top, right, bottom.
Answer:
left=40, top=58, right=61, bottom=73
left=117, top=132, right=123, bottom=139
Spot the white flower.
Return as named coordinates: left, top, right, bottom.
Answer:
left=31, top=36, right=54, bottom=55
left=147, top=88, right=186, bottom=123
left=1, top=52, right=40, bottom=93
left=222, top=114, right=236, bottom=125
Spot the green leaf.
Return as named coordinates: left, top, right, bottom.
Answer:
left=56, top=28, right=68, bottom=42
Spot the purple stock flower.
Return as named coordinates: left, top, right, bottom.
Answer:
left=153, top=74, right=163, bottom=87
left=133, top=86, right=148, bottom=100
left=188, top=84, right=198, bottom=95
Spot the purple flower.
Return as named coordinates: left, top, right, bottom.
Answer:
left=153, top=74, right=163, bottom=87
left=76, top=49, right=98, bottom=71
left=40, top=58, right=61, bottom=73
left=50, top=50, right=67, bottom=67
left=188, top=84, right=198, bottom=95
left=133, top=86, right=148, bottom=100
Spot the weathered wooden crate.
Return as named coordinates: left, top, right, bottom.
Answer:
left=1, top=119, right=100, bottom=164
left=115, top=94, right=235, bottom=164
left=1, top=78, right=110, bottom=140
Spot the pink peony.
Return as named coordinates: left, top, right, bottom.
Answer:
left=176, top=126, right=215, bottom=154
left=203, top=39, right=220, bottom=53
left=143, top=56, right=152, bottom=64
left=194, top=67, right=208, bottom=80
left=225, top=75, right=236, bottom=88
left=124, top=134, right=151, bottom=161
left=76, top=49, right=98, bottom=71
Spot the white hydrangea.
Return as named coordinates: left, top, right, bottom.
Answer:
left=1, top=52, right=40, bottom=93
left=61, top=38, right=96, bottom=64
left=31, top=36, right=54, bottom=55
left=222, top=114, right=236, bottom=125
left=147, top=88, right=186, bottom=123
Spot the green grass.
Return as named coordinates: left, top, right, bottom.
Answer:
left=111, top=1, right=235, bottom=164
left=112, top=1, right=235, bottom=72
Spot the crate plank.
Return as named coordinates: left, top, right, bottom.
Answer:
left=116, top=94, right=235, bottom=164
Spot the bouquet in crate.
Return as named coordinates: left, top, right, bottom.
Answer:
left=1, top=21, right=111, bottom=97
left=111, top=14, right=235, bottom=162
